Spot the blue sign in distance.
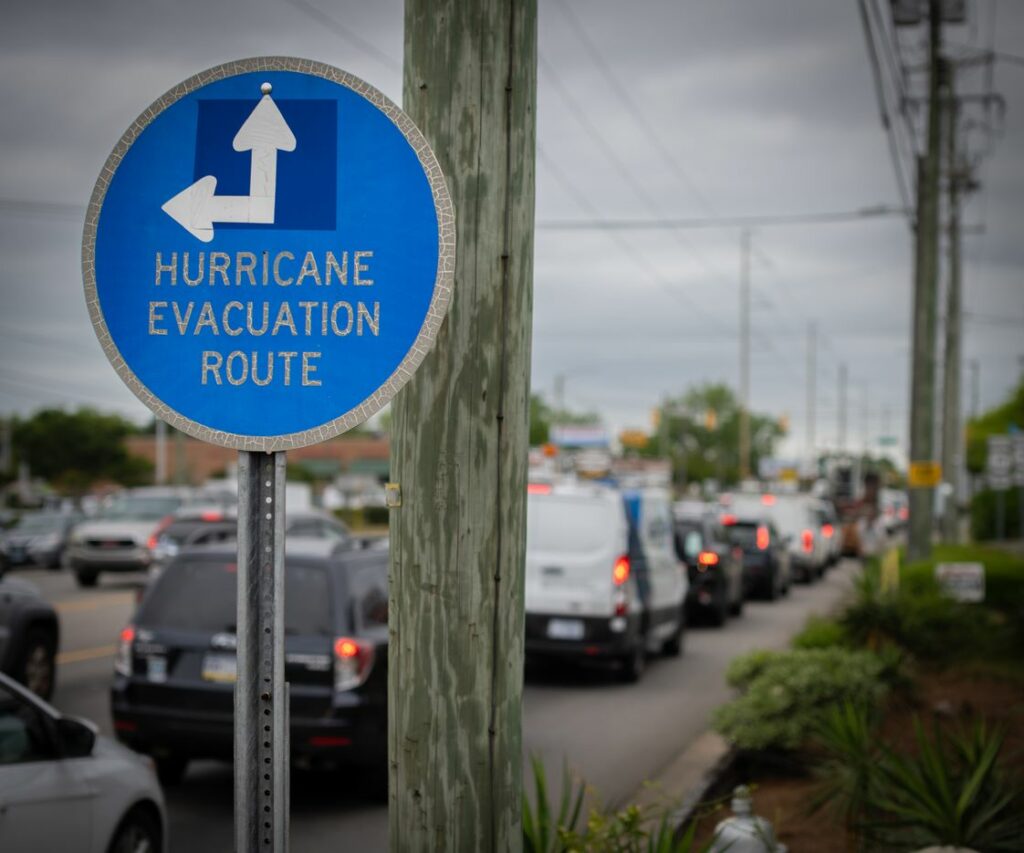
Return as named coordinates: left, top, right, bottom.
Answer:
left=83, top=58, right=454, bottom=451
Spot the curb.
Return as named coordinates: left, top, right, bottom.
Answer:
left=626, top=729, right=736, bottom=826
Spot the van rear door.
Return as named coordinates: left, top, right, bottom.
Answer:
left=525, top=492, right=628, bottom=618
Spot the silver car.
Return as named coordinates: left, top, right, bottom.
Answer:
left=0, top=672, right=166, bottom=852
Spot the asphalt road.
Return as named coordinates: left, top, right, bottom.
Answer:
left=19, top=557, right=860, bottom=852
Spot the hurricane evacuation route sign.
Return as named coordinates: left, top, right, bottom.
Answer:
left=83, top=58, right=454, bottom=450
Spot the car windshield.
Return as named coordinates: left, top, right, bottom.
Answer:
left=138, top=558, right=335, bottom=636
left=527, top=495, right=621, bottom=554
left=100, top=496, right=181, bottom=521
left=15, top=514, right=67, bottom=533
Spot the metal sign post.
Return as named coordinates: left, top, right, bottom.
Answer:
left=235, top=451, right=288, bottom=852
left=83, top=58, right=453, bottom=852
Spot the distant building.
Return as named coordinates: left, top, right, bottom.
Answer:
left=126, top=433, right=389, bottom=486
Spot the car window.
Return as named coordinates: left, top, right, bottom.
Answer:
left=526, top=496, right=623, bottom=554
left=289, top=519, right=323, bottom=538
left=323, top=520, right=349, bottom=542
left=674, top=523, right=703, bottom=559
left=0, top=685, right=54, bottom=765
left=348, top=563, right=388, bottom=629
left=725, top=522, right=758, bottom=548
left=139, top=559, right=335, bottom=636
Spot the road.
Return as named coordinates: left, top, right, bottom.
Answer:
left=21, top=558, right=859, bottom=851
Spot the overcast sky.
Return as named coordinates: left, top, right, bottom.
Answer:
left=1, top=0, right=1021, bottom=462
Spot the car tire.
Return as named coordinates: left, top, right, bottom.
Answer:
left=729, top=591, right=744, bottom=617
left=108, top=804, right=162, bottom=853
left=155, top=755, right=189, bottom=786
left=18, top=627, right=57, bottom=700
left=708, top=586, right=728, bottom=627
left=75, top=568, right=99, bottom=588
left=661, top=612, right=685, bottom=658
left=619, top=634, right=647, bottom=683
left=764, top=574, right=779, bottom=601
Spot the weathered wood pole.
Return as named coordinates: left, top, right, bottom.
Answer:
left=388, top=0, right=537, bottom=850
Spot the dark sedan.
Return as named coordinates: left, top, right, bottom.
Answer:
left=0, top=512, right=81, bottom=573
left=720, top=512, right=791, bottom=600
left=0, top=576, right=60, bottom=699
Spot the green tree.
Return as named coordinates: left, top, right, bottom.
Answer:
left=649, top=383, right=785, bottom=486
left=13, top=408, right=151, bottom=492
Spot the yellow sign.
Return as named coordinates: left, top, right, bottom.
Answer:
left=619, top=430, right=650, bottom=450
left=908, top=460, right=942, bottom=488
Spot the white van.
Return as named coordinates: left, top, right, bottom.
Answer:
left=524, top=481, right=687, bottom=682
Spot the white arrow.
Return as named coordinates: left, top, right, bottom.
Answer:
left=162, top=83, right=296, bottom=243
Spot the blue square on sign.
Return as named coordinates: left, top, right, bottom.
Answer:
left=193, top=99, right=337, bottom=231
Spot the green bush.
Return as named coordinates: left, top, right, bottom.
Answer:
left=869, top=718, right=1024, bottom=850
left=712, top=648, right=888, bottom=752
left=791, top=615, right=847, bottom=650
left=970, top=487, right=1021, bottom=541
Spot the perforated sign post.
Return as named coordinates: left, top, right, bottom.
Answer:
left=83, top=57, right=453, bottom=852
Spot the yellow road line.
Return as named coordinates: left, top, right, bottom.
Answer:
left=55, top=593, right=135, bottom=614
left=57, top=644, right=118, bottom=665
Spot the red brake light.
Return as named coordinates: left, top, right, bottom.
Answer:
left=333, top=637, right=375, bottom=692
left=115, top=624, right=135, bottom=677
left=756, top=525, right=770, bottom=550
left=720, top=514, right=738, bottom=526
left=801, top=529, right=814, bottom=553
left=527, top=483, right=552, bottom=495
left=761, top=494, right=776, bottom=506
left=200, top=510, right=224, bottom=522
left=612, top=555, right=630, bottom=587
left=698, top=551, right=719, bottom=567
left=898, top=507, right=909, bottom=521
left=147, top=514, right=176, bottom=550
left=822, top=523, right=834, bottom=538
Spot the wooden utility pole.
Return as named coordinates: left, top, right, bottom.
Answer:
left=389, top=1, right=537, bottom=850
left=738, top=228, right=751, bottom=480
left=907, top=0, right=946, bottom=561
left=941, top=71, right=962, bottom=543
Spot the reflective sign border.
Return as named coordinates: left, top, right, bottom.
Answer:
left=82, top=56, right=455, bottom=451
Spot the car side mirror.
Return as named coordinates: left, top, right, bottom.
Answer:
left=56, top=716, right=97, bottom=758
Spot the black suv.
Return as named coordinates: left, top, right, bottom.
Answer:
left=110, top=539, right=388, bottom=789
left=673, top=509, right=744, bottom=626
left=720, top=512, right=791, bottom=600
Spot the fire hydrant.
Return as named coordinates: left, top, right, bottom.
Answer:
left=708, top=785, right=787, bottom=853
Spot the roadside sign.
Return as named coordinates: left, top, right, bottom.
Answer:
left=83, top=58, right=454, bottom=450
left=935, top=562, right=985, bottom=603
left=908, top=460, right=942, bottom=488
left=987, top=435, right=1013, bottom=491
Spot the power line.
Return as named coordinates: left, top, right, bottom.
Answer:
left=537, top=205, right=908, bottom=231
left=281, top=0, right=402, bottom=75
left=537, top=52, right=737, bottom=292
left=536, top=146, right=733, bottom=332
left=857, top=0, right=915, bottom=218
left=554, top=0, right=717, bottom=218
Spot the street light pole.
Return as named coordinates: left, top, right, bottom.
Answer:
left=739, top=228, right=751, bottom=480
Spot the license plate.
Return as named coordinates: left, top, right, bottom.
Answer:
left=201, top=653, right=237, bottom=683
left=147, top=656, right=168, bottom=683
left=547, top=618, right=584, bottom=641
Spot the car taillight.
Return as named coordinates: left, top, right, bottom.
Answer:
left=333, top=637, right=375, bottom=692
left=147, top=514, right=175, bottom=551
left=527, top=483, right=552, bottom=495
left=898, top=507, right=909, bottom=521
left=612, top=555, right=630, bottom=587
left=698, top=551, right=719, bottom=567
left=822, top=523, right=834, bottom=539
left=801, top=529, right=814, bottom=553
left=761, top=494, right=776, bottom=506
left=115, top=624, right=135, bottom=676
left=756, top=525, right=769, bottom=550
left=720, top=514, right=737, bottom=526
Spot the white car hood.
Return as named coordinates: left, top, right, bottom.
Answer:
left=73, top=520, right=158, bottom=544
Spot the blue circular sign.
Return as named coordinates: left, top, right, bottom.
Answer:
left=83, top=58, right=454, bottom=450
